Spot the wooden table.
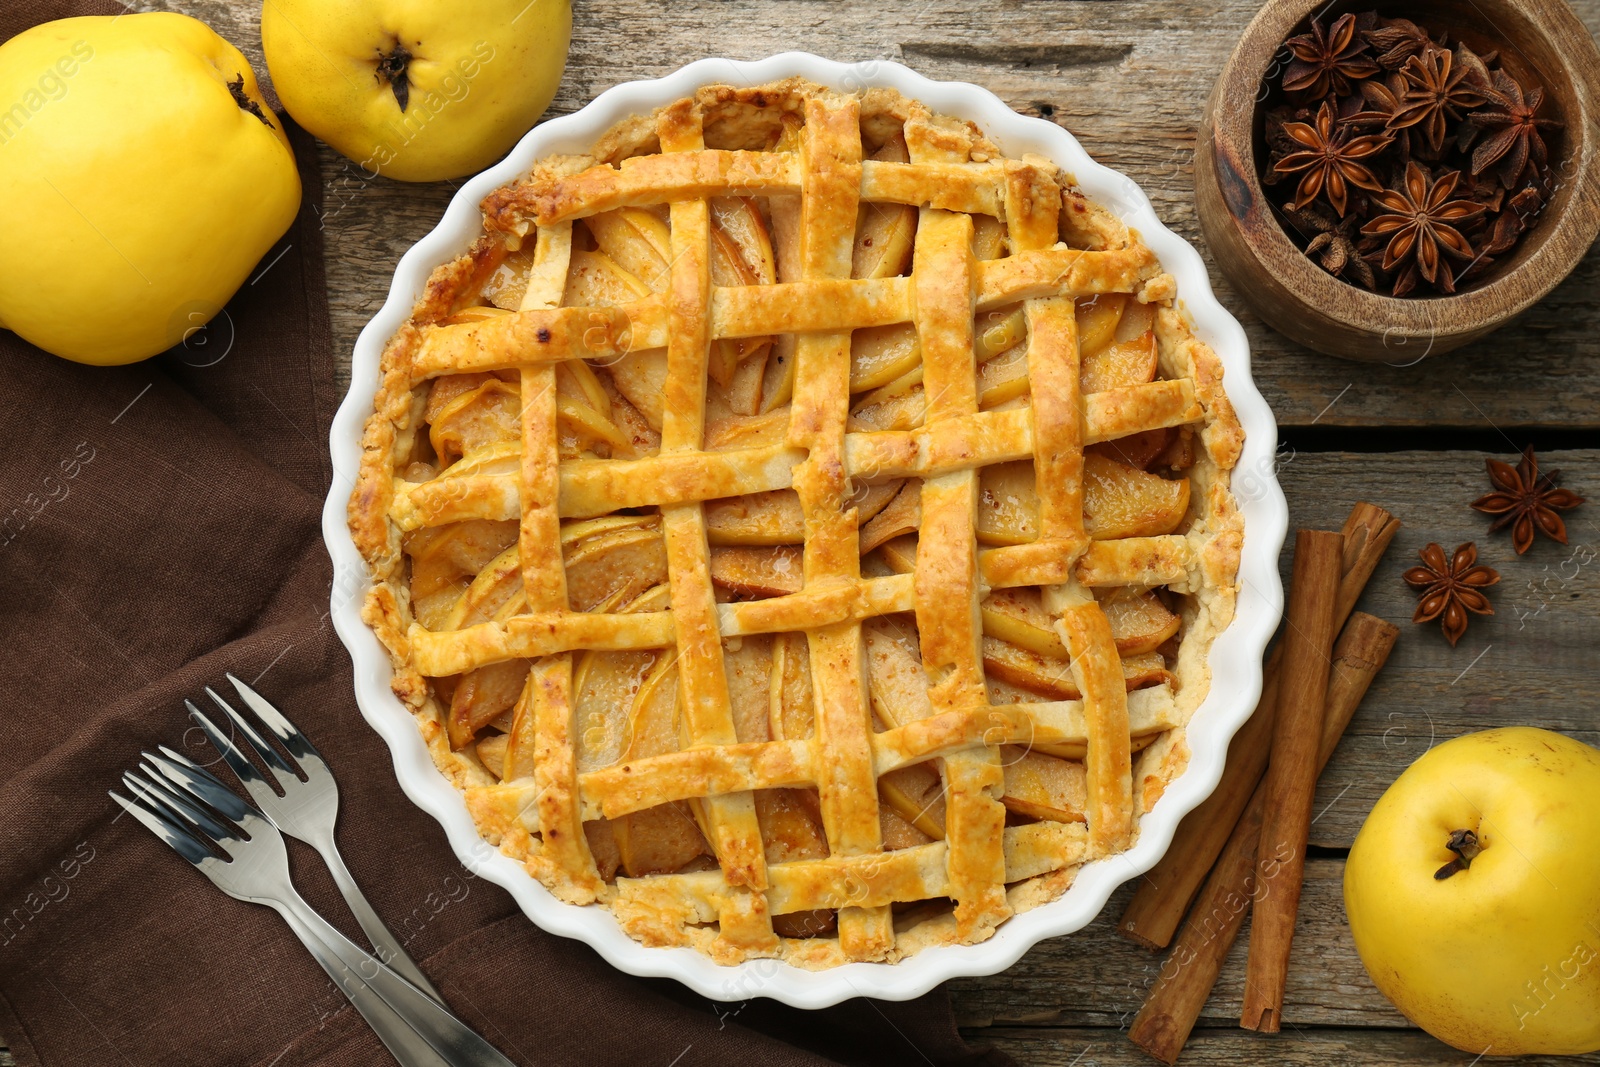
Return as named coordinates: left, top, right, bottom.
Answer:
left=7, top=2, right=1598, bottom=1064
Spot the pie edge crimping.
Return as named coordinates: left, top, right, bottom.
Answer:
left=348, top=76, right=1245, bottom=970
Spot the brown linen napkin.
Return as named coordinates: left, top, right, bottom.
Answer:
left=0, top=8, right=1012, bottom=1066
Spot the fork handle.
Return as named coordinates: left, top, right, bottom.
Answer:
left=270, top=899, right=456, bottom=1067
left=317, top=838, right=444, bottom=1003
left=274, top=887, right=518, bottom=1067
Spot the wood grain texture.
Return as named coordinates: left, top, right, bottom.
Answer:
left=5, top=3, right=1600, bottom=1065
left=972, top=1025, right=1595, bottom=1066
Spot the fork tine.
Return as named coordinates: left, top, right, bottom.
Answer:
left=206, top=686, right=299, bottom=779
left=157, top=744, right=205, bottom=773
left=225, top=673, right=324, bottom=763
left=111, top=790, right=214, bottom=866
left=146, top=748, right=254, bottom=824
left=188, top=702, right=284, bottom=807
left=124, top=773, right=202, bottom=838
left=135, top=760, right=238, bottom=834
left=125, top=769, right=237, bottom=848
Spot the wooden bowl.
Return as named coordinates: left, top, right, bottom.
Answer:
left=1196, top=0, right=1600, bottom=362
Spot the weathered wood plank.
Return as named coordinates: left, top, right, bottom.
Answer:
left=949, top=858, right=1404, bottom=1031
left=963, top=1025, right=1594, bottom=1066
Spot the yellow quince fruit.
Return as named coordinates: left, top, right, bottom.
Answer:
left=0, top=14, right=300, bottom=366
left=1346, top=727, right=1600, bottom=1055
left=261, top=0, right=571, bottom=182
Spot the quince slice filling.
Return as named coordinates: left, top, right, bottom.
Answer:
left=398, top=226, right=1204, bottom=898
left=358, top=80, right=1243, bottom=964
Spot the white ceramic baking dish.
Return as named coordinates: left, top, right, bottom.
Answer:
left=323, top=52, right=1288, bottom=1009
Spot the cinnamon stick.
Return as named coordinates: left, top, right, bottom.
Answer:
left=1332, top=503, right=1402, bottom=625
left=1118, top=661, right=1278, bottom=949
left=1118, top=503, right=1398, bottom=949
left=1128, top=612, right=1399, bottom=1063
left=1238, top=528, right=1343, bottom=1033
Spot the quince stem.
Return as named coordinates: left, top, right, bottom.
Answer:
left=226, top=75, right=273, bottom=130
left=376, top=44, right=413, bottom=112
left=1433, top=828, right=1483, bottom=880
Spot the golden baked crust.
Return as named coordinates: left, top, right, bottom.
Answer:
left=350, top=77, right=1244, bottom=968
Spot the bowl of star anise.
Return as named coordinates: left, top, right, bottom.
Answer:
left=1196, top=0, right=1600, bottom=362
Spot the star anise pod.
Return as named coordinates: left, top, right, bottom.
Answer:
left=1346, top=73, right=1437, bottom=164
left=1471, top=446, right=1585, bottom=554
left=1283, top=13, right=1381, bottom=99
left=1262, top=104, right=1310, bottom=175
left=1340, top=74, right=1403, bottom=131
left=1361, top=163, right=1485, bottom=296
left=1281, top=204, right=1378, bottom=288
left=1389, top=45, right=1486, bottom=157
left=1450, top=44, right=1497, bottom=98
left=1364, top=17, right=1434, bottom=71
left=1404, top=542, right=1499, bottom=647
left=1464, top=69, right=1564, bottom=190
left=1482, top=186, right=1545, bottom=254
left=1275, top=100, right=1392, bottom=217
left=1463, top=168, right=1508, bottom=213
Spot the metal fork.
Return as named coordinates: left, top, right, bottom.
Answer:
left=177, top=673, right=441, bottom=1002
left=112, top=757, right=515, bottom=1067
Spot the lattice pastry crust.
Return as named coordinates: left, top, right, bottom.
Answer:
left=350, top=77, right=1244, bottom=969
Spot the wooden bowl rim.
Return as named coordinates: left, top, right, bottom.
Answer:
left=1208, top=0, right=1600, bottom=340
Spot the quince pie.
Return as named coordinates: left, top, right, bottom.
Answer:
left=350, top=77, right=1243, bottom=968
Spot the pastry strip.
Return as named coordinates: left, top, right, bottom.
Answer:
left=407, top=245, right=1155, bottom=377
left=493, top=153, right=1008, bottom=228
left=503, top=221, right=604, bottom=895
left=786, top=97, right=894, bottom=960
left=389, top=382, right=1198, bottom=531
left=655, top=101, right=775, bottom=950
left=574, top=687, right=1182, bottom=820
left=905, top=112, right=1010, bottom=944
left=406, top=537, right=1195, bottom=677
